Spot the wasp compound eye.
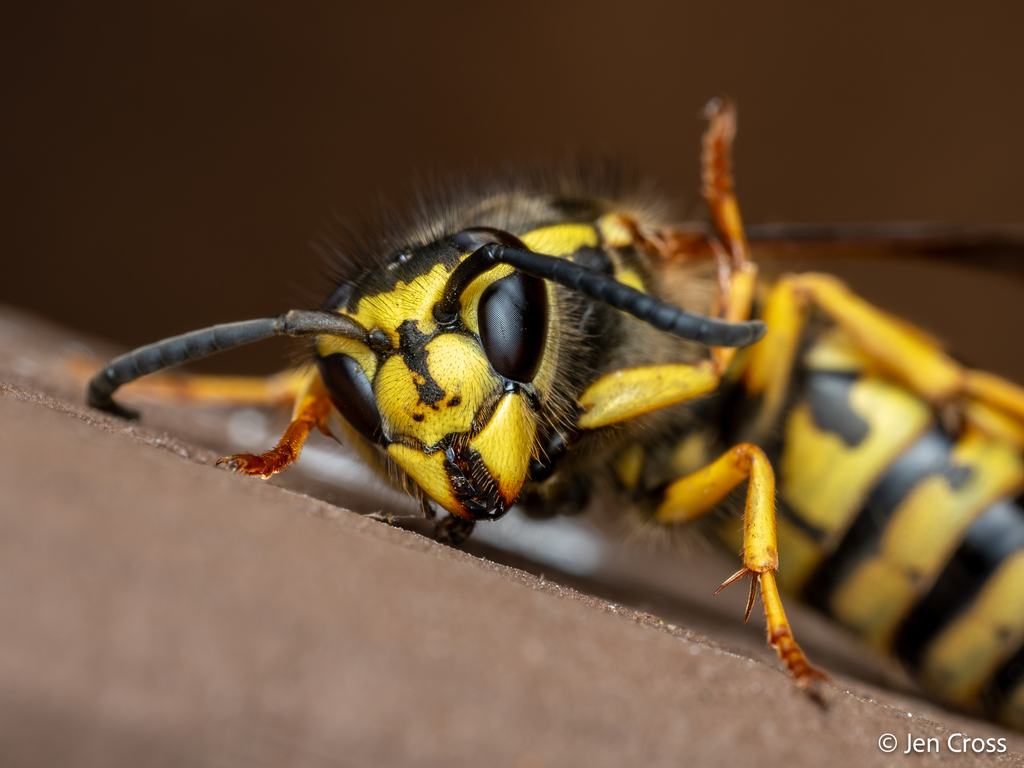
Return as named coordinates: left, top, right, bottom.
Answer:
left=478, top=271, right=547, bottom=383
left=316, top=353, right=385, bottom=444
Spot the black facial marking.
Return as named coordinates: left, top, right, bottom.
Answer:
left=395, top=319, right=446, bottom=407
left=345, top=240, right=461, bottom=309
left=447, top=396, right=461, bottom=407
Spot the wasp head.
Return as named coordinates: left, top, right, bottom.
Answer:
left=314, top=229, right=553, bottom=521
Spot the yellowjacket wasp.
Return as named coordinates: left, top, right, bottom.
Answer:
left=86, top=98, right=1024, bottom=731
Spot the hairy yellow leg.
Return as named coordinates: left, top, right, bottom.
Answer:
left=964, top=370, right=1024, bottom=424
left=793, top=273, right=961, bottom=399
left=655, top=443, right=826, bottom=686
left=218, top=374, right=333, bottom=478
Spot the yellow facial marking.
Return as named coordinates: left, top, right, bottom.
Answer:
left=520, top=223, right=598, bottom=256
left=386, top=444, right=460, bottom=515
left=468, top=393, right=537, bottom=505
left=374, top=334, right=498, bottom=448
left=315, top=334, right=378, bottom=382
left=351, top=262, right=452, bottom=342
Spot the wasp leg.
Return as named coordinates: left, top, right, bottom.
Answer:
left=702, top=96, right=749, bottom=272
left=69, top=354, right=309, bottom=409
left=655, top=443, right=827, bottom=688
left=433, top=514, right=475, bottom=546
left=597, top=97, right=758, bottom=377
left=963, top=370, right=1024, bottom=431
left=963, top=398, right=1024, bottom=449
left=577, top=362, right=720, bottom=429
left=741, top=279, right=809, bottom=440
left=218, top=373, right=332, bottom=478
left=745, top=272, right=1024, bottom=441
left=700, top=96, right=759, bottom=376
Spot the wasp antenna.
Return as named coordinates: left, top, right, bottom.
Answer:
left=437, top=244, right=766, bottom=348
left=86, top=310, right=367, bottom=420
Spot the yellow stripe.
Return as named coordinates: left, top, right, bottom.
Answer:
left=918, top=551, right=1024, bottom=705
left=774, top=518, right=825, bottom=595
left=780, top=377, right=931, bottom=537
left=830, top=431, right=1024, bottom=648
left=801, top=329, right=872, bottom=374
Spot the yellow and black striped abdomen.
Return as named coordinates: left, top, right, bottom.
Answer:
left=773, top=335, right=1024, bottom=727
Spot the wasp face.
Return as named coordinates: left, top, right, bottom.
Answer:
left=315, top=231, right=552, bottom=520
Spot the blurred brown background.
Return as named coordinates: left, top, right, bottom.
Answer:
left=4, top=7, right=1024, bottom=763
left=2, top=2, right=1024, bottom=373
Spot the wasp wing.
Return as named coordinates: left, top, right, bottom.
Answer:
left=746, top=222, right=1024, bottom=281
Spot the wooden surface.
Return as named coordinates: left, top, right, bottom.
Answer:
left=2, top=303, right=1023, bottom=767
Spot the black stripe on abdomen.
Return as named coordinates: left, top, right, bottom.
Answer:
left=986, top=642, right=1024, bottom=720
left=802, top=426, right=956, bottom=614
left=893, top=498, right=1024, bottom=671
